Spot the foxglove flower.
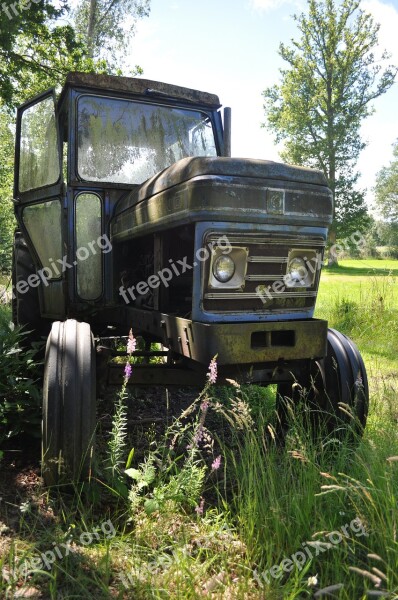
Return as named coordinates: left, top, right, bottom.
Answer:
left=200, top=399, right=209, bottom=413
left=211, top=455, right=222, bottom=471
left=207, top=357, right=217, bottom=384
left=127, top=329, right=137, bottom=355
left=124, top=362, right=132, bottom=380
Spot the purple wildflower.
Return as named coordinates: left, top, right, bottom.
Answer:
left=195, top=497, right=205, bottom=516
left=207, top=357, right=217, bottom=384
left=200, top=399, right=209, bottom=413
left=211, top=455, right=222, bottom=471
left=188, top=424, right=204, bottom=449
left=124, top=362, right=132, bottom=380
left=127, top=329, right=137, bottom=355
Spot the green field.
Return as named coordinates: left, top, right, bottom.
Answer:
left=316, top=259, right=398, bottom=384
left=317, top=259, right=398, bottom=311
left=1, top=259, right=398, bottom=599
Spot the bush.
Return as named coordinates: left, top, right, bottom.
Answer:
left=0, top=306, right=42, bottom=454
left=376, top=246, right=398, bottom=259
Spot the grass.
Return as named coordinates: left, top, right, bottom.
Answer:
left=316, top=259, right=398, bottom=387
left=1, top=258, right=398, bottom=599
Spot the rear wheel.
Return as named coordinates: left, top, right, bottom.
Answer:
left=315, top=328, right=368, bottom=438
left=276, top=328, right=369, bottom=443
left=42, top=319, right=97, bottom=485
left=12, top=231, right=50, bottom=349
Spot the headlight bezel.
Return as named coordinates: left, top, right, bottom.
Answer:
left=208, top=246, right=249, bottom=289
left=285, top=249, right=319, bottom=288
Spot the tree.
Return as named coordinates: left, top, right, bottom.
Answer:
left=73, top=0, right=150, bottom=70
left=263, top=0, right=397, bottom=263
left=374, top=139, right=398, bottom=223
left=0, top=2, right=107, bottom=108
left=0, top=109, right=15, bottom=272
left=0, top=0, right=57, bottom=106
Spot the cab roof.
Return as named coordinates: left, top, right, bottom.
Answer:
left=62, top=72, right=221, bottom=108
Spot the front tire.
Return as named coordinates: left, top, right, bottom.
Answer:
left=42, top=319, right=97, bottom=485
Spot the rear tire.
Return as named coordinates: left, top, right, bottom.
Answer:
left=42, top=319, right=97, bottom=486
left=12, top=231, right=50, bottom=349
left=315, top=328, right=368, bottom=439
left=276, top=328, right=369, bottom=444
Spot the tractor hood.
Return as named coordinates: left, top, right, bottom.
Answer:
left=111, top=156, right=333, bottom=242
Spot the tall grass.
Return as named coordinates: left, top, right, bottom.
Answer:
left=1, top=267, right=398, bottom=598
left=316, top=272, right=397, bottom=364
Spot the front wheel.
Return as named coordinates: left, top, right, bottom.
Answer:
left=42, top=319, right=97, bottom=486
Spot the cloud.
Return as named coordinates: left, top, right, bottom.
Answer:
left=249, top=0, right=287, bottom=11
left=362, top=0, right=398, bottom=61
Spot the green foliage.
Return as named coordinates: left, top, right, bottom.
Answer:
left=73, top=0, right=150, bottom=69
left=0, top=0, right=62, bottom=106
left=373, top=220, right=398, bottom=247
left=0, top=2, right=107, bottom=109
left=124, top=394, right=211, bottom=516
left=0, top=109, right=15, bottom=272
left=0, top=307, right=41, bottom=447
left=362, top=219, right=398, bottom=258
left=103, top=357, right=131, bottom=499
left=263, top=0, right=397, bottom=240
left=374, top=138, right=398, bottom=223
left=9, top=25, right=108, bottom=108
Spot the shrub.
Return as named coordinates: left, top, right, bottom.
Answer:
left=0, top=306, right=41, bottom=455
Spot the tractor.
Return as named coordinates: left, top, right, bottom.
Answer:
left=11, top=72, right=368, bottom=484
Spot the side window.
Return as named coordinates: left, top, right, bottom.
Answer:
left=75, top=193, right=103, bottom=300
left=18, top=93, right=61, bottom=193
left=22, top=200, right=62, bottom=276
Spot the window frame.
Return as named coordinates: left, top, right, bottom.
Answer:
left=74, top=92, right=222, bottom=186
left=14, top=89, right=63, bottom=202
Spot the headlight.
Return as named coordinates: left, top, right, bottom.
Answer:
left=213, top=254, right=235, bottom=282
left=285, top=250, right=319, bottom=288
left=287, top=256, right=307, bottom=284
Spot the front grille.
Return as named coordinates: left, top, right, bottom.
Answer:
left=203, top=233, right=324, bottom=313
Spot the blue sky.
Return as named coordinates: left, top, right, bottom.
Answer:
left=130, top=0, right=398, bottom=206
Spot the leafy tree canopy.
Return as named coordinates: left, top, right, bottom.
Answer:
left=0, top=109, right=14, bottom=271
left=0, top=1, right=97, bottom=107
left=262, top=0, right=397, bottom=247
left=73, top=0, right=150, bottom=70
left=374, top=139, right=398, bottom=223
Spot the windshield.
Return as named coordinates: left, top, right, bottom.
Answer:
left=77, top=95, right=218, bottom=184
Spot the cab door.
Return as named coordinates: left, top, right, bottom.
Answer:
left=14, top=90, right=65, bottom=318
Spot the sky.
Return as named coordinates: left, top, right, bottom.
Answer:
left=128, top=0, right=398, bottom=206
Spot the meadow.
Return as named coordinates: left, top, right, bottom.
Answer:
left=0, top=259, right=397, bottom=599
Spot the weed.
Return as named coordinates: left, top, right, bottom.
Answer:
left=0, top=305, right=41, bottom=453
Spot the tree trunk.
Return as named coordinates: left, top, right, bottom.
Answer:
left=327, top=226, right=339, bottom=266
left=86, top=0, right=97, bottom=59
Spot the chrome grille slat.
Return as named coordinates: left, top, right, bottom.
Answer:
left=245, top=274, right=286, bottom=281
left=208, top=235, right=324, bottom=247
left=205, top=291, right=318, bottom=300
left=247, top=256, right=288, bottom=263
